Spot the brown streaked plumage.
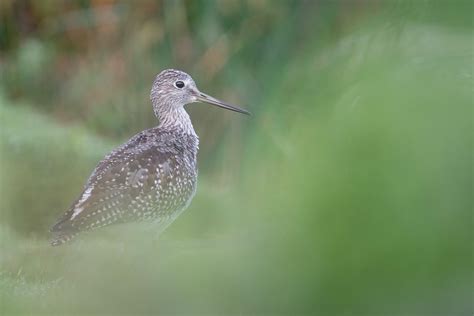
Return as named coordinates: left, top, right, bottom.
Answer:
left=50, top=69, right=250, bottom=246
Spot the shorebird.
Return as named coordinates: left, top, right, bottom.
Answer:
left=50, top=69, right=250, bottom=246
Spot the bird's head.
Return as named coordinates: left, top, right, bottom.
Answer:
left=150, top=69, right=250, bottom=116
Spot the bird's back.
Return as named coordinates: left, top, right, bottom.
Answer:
left=50, top=126, right=199, bottom=245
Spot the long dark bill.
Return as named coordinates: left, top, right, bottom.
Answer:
left=197, top=92, right=251, bottom=115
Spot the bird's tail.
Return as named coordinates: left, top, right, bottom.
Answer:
left=50, top=218, right=79, bottom=246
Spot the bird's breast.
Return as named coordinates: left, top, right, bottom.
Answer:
left=149, top=139, right=198, bottom=211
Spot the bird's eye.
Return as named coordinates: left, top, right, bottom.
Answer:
left=175, top=80, right=185, bottom=89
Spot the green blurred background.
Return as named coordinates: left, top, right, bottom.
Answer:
left=0, top=0, right=472, bottom=314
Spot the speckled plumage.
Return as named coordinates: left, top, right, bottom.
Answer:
left=50, top=69, right=249, bottom=246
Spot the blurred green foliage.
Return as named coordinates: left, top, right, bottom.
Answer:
left=0, top=0, right=472, bottom=315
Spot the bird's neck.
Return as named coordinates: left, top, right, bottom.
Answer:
left=155, top=106, right=197, bottom=136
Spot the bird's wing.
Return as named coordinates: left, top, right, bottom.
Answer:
left=50, top=130, right=183, bottom=240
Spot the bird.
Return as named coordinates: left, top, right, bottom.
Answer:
left=50, top=69, right=250, bottom=246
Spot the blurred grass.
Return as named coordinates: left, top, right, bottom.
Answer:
left=1, top=0, right=473, bottom=315
left=0, top=95, right=114, bottom=235
left=237, top=24, right=472, bottom=314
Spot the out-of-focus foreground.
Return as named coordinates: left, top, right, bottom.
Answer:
left=0, top=0, right=472, bottom=314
